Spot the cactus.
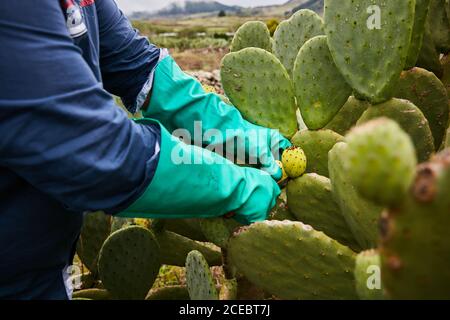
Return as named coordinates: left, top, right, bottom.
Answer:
left=230, top=21, right=272, bottom=53
left=417, top=20, right=444, bottom=78
left=219, top=279, right=238, bottom=300
left=357, top=98, right=435, bottom=163
left=199, top=218, right=232, bottom=249
left=76, top=211, right=111, bottom=273
left=324, top=0, right=415, bottom=103
left=345, top=118, right=418, bottom=206
left=156, top=230, right=222, bottom=267
left=221, top=48, right=298, bottom=138
left=405, top=0, right=431, bottom=69
left=428, top=0, right=450, bottom=54
left=324, top=96, right=371, bottom=135
left=354, top=250, right=385, bottom=300
left=146, top=286, right=190, bottom=301
left=394, top=68, right=449, bottom=150
left=185, top=250, right=219, bottom=300
left=273, top=9, right=324, bottom=76
left=293, top=36, right=352, bottom=129
left=163, top=219, right=208, bottom=242
left=380, top=149, right=450, bottom=299
left=281, top=146, right=307, bottom=178
left=442, top=55, right=450, bottom=97
left=291, top=129, right=344, bottom=177
left=97, top=226, right=161, bottom=300
left=72, top=289, right=112, bottom=301
left=287, top=174, right=361, bottom=251
left=329, top=143, right=383, bottom=250
left=228, top=221, right=359, bottom=300
left=270, top=197, right=297, bottom=221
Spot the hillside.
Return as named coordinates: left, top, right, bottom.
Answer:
left=129, top=0, right=324, bottom=20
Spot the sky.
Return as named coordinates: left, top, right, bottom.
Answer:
left=115, top=0, right=288, bottom=14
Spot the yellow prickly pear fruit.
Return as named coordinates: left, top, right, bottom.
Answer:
left=276, top=160, right=288, bottom=183
left=282, top=147, right=307, bottom=178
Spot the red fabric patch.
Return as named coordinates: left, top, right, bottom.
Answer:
left=80, top=0, right=95, bottom=7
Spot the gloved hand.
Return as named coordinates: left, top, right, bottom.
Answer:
left=118, top=119, right=281, bottom=225
left=142, top=55, right=292, bottom=181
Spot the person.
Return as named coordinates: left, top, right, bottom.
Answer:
left=0, top=0, right=291, bottom=299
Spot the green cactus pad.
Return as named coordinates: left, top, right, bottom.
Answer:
left=273, top=9, right=325, bottom=76
left=293, top=36, right=352, bottom=129
left=381, top=150, right=450, bottom=299
left=219, top=279, right=238, bottom=300
left=98, top=226, right=161, bottom=300
left=199, top=218, right=231, bottom=249
left=72, top=289, right=112, bottom=301
left=357, top=98, right=435, bottom=163
left=291, top=129, right=344, bottom=177
left=325, top=97, right=371, bottom=135
left=429, top=0, right=450, bottom=53
left=228, top=221, right=358, bottom=300
left=329, top=143, right=383, bottom=250
left=185, top=250, right=219, bottom=300
left=110, top=216, right=133, bottom=233
left=324, top=0, right=415, bottom=103
left=230, top=21, right=272, bottom=53
left=394, top=68, right=449, bottom=150
left=355, top=250, right=385, bottom=300
left=287, top=174, right=361, bottom=251
left=156, top=231, right=222, bottom=267
left=146, top=286, right=190, bottom=300
left=270, top=197, right=297, bottom=221
left=164, top=219, right=207, bottom=242
left=346, top=118, right=418, bottom=206
left=417, top=20, right=444, bottom=78
left=405, top=0, right=431, bottom=68
left=441, top=55, right=450, bottom=97
left=221, top=48, right=298, bottom=138
left=76, top=211, right=111, bottom=273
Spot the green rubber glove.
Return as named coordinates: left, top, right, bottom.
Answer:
left=142, top=55, right=292, bottom=181
left=118, top=119, right=281, bottom=225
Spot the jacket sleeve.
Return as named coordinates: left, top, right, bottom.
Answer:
left=96, top=0, right=161, bottom=113
left=0, top=0, right=160, bottom=214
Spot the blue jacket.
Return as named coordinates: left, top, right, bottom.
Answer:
left=0, top=0, right=161, bottom=299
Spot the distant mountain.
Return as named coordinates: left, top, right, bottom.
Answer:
left=132, top=1, right=242, bottom=18
left=129, top=0, right=323, bottom=20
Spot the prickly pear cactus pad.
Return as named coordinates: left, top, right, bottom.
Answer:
left=185, top=250, right=219, bottom=300
left=357, top=98, right=435, bottom=163
left=394, top=68, right=450, bottom=150
left=287, top=174, right=361, bottom=251
left=417, top=21, right=444, bottom=78
left=76, top=211, right=111, bottom=273
left=291, top=129, right=344, bottom=177
left=325, top=96, right=371, bottom=135
left=97, top=226, right=161, bottom=300
left=273, top=9, right=325, bottom=76
left=293, top=36, right=352, bottom=129
left=380, top=150, right=450, bottom=299
left=428, top=0, right=450, bottom=53
left=199, top=218, right=231, bottom=249
left=221, top=48, right=298, bottom=138
left=72, top=289, right=112, bottom=301
left=230, top=21, right=272, bottom=53
left=281, top=146, right=307, bottom=178
left=324, top=0, right=415, bottom=103
left=329, top=143, right=382, bottom=250
left=346, top=118, right=418, bottom=206
left=228, top=221, right=359, bottom=300
left=442, top=55, right=450, bottom=97
left=354, top=250, right=385, bottom=300
left=405, top=0, right=431, bottom=69
left=146, top=286, right=190, bottom=301
left=156, top=230, right=222, bottom=267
